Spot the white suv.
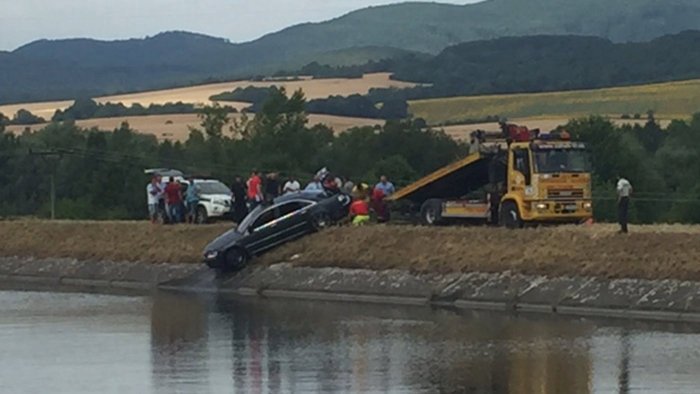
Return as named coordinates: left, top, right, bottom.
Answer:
left=189, top=179, right=233, bottom=223
left=144, top=169, right=232, bottom=223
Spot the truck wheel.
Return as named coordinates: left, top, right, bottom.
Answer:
left=196, top=206, right=208, bottom=224
left=420, top=199, right=443, bottom=226
left=500, top=201, right=523, bottom=229
left=223, top=248, right=248, bottom=273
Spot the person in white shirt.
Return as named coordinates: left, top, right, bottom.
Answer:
left=146, top=175, right=164, bottom=223
left=283, top=176, right=301, bottom=195
left=616, top=176, right=633, bottom=233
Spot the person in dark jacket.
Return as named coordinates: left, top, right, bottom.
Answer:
left=230, top=176, right=248, bottom=224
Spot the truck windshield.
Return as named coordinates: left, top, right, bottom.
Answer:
left=534, top=149, right=591, bottom=173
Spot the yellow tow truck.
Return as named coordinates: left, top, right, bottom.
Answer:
left=388, top=123, right=593, bottom=228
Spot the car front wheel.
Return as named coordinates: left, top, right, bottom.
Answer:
left=223, top=248, right=248, bottom=273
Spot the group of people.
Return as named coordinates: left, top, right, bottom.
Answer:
left=146, top=167, right=398, bottom=226
left=146, top=174, right=199, bottom=224
left=226, top=169, right=397, bottom=226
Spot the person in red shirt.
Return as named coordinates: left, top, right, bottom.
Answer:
left=371, top=186, right=390, bottom=223
left=164, top=179, right=183, bottom=223
left=350, top=197, right=370, bottom=226
left=246, top=170, right=263, bottom=209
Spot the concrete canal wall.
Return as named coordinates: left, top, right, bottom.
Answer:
left=3, top=257, right=700, bottom=322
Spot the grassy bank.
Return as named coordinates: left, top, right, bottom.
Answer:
left=0, top=221, right=230, bottom=264
left=261, top=224, right=700, bottom=282
left=408, top=78, right=700, bottom=124
left=2, top=220, right=700, bottom=281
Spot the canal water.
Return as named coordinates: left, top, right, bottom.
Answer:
left=1, top=288, right=699, bottom=394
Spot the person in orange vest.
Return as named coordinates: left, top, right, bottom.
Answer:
left=349, top=196, right=370, bottom=226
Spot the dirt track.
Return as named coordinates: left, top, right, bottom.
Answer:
left=2, top=220, right=700, bottom=281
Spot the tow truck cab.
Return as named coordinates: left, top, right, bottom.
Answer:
left=388, top=124, right=593, bottom=228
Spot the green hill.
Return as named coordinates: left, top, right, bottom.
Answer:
left=5, top=0, right=700, bottom=104
left=249, top=0, right=700, bottom=55
left=386, top=31, right=700, bottom=98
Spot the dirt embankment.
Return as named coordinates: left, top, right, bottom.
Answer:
left=260, top=224, right=700, bottom=282
left=2, top=220, right=700, bottom=281
left=0, top=221, right=230, bottom=264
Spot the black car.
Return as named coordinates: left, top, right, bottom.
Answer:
left=203, top=190, right=351, bottom=272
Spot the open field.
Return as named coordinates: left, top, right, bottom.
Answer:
left=0, top=73, right=417, bottom=120
left=3, top=220, right=700, bottom=281
left=439, top=117, right=673, bottom=141
left=409, top=78, right=700, bottom=124
left=4, top=113, right=383, bottom=141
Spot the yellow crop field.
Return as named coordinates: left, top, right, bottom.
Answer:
left=409, top=79, right=700, bottom=124
left=439, top=118, right=672, bottom=141
left=4, top=113, right=383, bottom=141
left=0, top=73, right=417, bottom=119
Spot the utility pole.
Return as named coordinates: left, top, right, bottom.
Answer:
left=28, top=149, right=63, bottom=220
left=50, top=172, right=56, bottom=220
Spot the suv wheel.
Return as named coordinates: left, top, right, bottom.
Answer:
left=196, top=206, right=208, bottom=224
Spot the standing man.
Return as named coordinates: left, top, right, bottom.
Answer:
left=617, top=176, right=633, bottom=233
left=185, top=180, right=200, bottom=224
left=247, top=170, right=263, bottom=210
left=164, top=178, right=184, bottom=224
left=265, top=172, right=281, bottom=202
left=374, top=175, right=396, bottom=197
left=146, top=175, right=164, bottom=223
left=304, top=176, right=323, bottom=192
left=231, top=176, right=248, bottom=224
left=283, top=175, right=301, bottom=195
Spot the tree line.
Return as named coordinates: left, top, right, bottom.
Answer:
left=1, top=87, right=699, bottom=223
left=211, top=86, right=408, bottom=120
left=0, top=88, right=463, bottom=220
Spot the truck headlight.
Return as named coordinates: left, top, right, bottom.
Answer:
left=535, top=203, right=548, bottom=211
left=583, top=202, right=592, bottom=211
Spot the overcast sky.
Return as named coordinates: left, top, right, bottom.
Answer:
left=0, top=0, right=480, bottom=51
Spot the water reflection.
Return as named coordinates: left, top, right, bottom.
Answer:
left=2, top=287, right=700, bottom=393
left=150, top=292, right=209, bottom=393
left=147, top=292, right=599, bottom=393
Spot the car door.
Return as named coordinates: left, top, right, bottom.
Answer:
left=272, top=200, right=315, bottom=242
left=244, top=207, right=282, bottom=255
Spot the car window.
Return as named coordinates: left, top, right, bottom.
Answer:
left=277, top=201, right=309, bottom=217
left=251, top=209, right=277, bottom=230
left=250, top=201, right=312, bottom=232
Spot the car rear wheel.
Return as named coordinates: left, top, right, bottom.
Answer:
left=310, top=212, right=332, bottom=231
left=196, top=206, right=208, bottom=224
left=223, top=248, right=248, bottom=273
left=500, top=201, right=523, bottom=229
left=420, top=199, right=443, bottom=226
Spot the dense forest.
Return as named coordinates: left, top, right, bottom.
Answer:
left=384, top=31, right=700, bottom=98
left=211, top=86, right=408, bottom=120
left=5, top=0, right=700, bottom=104
left=1, top=89, right=700, bottom=223
left=50, top=99, right=237, bottom=122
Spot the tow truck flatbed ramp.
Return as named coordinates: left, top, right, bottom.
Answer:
left=388, top=151, right=494, bottom=204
